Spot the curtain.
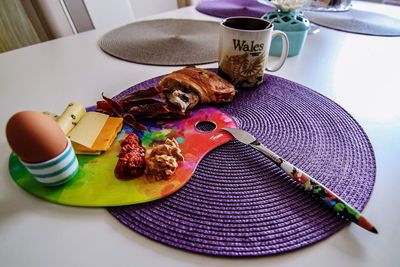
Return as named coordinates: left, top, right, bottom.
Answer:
left=0, top=0, right=42, bottom=53
left=177, top=0, right=201, bottom=7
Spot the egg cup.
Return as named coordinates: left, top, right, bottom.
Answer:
left=20, top=139, right=79, bottom=186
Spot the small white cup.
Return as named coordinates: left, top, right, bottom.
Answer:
left=20, top=139, right=79, bottom=186
left=218, top=16, right=289, bottom=88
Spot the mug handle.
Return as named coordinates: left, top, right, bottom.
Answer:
left=265, top=30, right=289, bottom=72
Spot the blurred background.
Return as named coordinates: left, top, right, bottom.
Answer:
left=0, top=0, right=201, bottom=53
left=0, top=0, right=398, bottom=53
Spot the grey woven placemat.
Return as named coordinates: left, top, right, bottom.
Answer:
left=304, top=9, right=400, bottom=36
left=99, top=19, right=219, bottom=65
left=108, top=71, right=376, bottom=256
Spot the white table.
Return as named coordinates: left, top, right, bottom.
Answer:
left=1, top=1, right=399, bottom=266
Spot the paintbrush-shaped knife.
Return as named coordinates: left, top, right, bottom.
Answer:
left=222, top=127, right=378, bottom=234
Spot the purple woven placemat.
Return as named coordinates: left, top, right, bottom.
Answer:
left=196, top=0, right=276, bottom=18
left=108, top=72, right=376, bottom=256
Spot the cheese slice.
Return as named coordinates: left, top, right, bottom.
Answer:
left=68, top=112, right=109, bottom=148
left=57, top=102, right=86, bottom=134
left=73, top=117, right=123, bottom=154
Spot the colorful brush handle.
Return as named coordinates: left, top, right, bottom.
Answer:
left=250, top=142, right=378, bottom=234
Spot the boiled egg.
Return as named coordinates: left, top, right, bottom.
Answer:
left=6, top=111, right=67, bottom=163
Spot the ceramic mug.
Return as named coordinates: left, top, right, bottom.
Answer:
left=218, top=16, right=289, bottom=88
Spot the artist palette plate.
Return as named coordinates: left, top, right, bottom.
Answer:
left=9, top=107, right=236, bottom=207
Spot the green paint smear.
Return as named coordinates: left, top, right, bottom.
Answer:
left=9, top=154, right=65, bottom=200
left=8, top=152, right=114, bottom=205
left=141, top=130, right=169, bottom=147
left=8, top=144, right=161, bottom=206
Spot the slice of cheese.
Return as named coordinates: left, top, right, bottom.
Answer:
left=68, top=112, right=109, bottom=148
left=56, top=102, right=86, bottom=134
left=73, top=117, right=123, bottom=154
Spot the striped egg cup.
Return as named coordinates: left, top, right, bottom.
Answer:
left=20, top=139, right=79, bottom=186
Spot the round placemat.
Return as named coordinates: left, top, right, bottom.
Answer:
left=108, top=72, right=376, bottom=256
left=99, top=19, right=219, bottom=65
left=303, top=9, right=400, bottom=36
left=196, top=0, right=276, bottom=18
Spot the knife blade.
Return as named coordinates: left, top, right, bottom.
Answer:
left=222, top=127, right=378, bottom=234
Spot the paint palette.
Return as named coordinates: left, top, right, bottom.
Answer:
left=8, top=107, right=237, bottom=207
